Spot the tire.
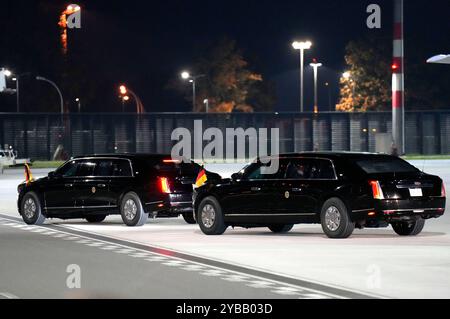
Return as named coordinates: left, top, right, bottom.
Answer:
left=391, top=218, right=425, bottom=236
left=182, top=212, right=197, bottom=224
left=197, top=196, right=227, bottom=235
left=20, top=192, right=46, bottom=225
left=320, top=198, right=355, bottom=239
left=268, top=224, right=294, bottom=233
left=120, top=192, right=148, bottom=227
left=85, top=215, right=107, bottom=223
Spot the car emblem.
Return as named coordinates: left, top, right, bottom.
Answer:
left=285, top=191, right=290, bottom=199
left=92, top=187, right=96, bottom=194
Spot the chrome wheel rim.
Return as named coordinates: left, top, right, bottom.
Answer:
left=23, top=198, right=37, bottom=219
left=124, top=199, right=137, bottom=221
left=201, top=204, right=216, bottom=228
left=325, top=206, right=341, bottom=231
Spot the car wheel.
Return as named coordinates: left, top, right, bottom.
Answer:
left=120, top=192, right=148, bottom=227
left=197, top=196, right=227, bottom=235
left=21, top=192, right=46, bottom=225
left=182, top=212, right=197, bottom=224
left=391, top=218, right=425, bottom=236
left=320, top=198, right=355, bottom=239
left=85, top=215, right=107, bottom=223
left=268, top=224, right=294, bottom=233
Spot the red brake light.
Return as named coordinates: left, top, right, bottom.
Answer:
left=369, top=180, right=384, bottom=200
left=442, top=183, right=446, bottom=198
left=159, top=177, right=171, bottom=194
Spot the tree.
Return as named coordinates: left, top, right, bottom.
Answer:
left=172, top=38, right=275, bottom=113
left=336, top=38, right=391, bottom=112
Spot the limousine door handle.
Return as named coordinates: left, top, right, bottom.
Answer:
left=251, top=187, right=262, bottom=192
left=97, top=184, right=107, bottom=188
left=64, top=183, right=73, bottom=188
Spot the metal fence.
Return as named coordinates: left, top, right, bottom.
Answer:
left=0, top=111, right=448, bottom=160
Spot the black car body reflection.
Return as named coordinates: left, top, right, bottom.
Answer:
left=193, top=153, right=446, bottom=238
left=17, top=154, right=218, bottom=226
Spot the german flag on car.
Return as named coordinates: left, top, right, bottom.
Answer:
left=24, top=163, right=34, bottom=185
left=194, top=169, right=208, bottom=188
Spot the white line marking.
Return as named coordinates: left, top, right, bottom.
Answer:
left=100, top=245, right=121, bottom=251
left=115, top=249, right=135, bottom=254
left=145, top=256, right=168, bottom=262
left=221, top=275, right=250, bottom=282
left=162, top=260, right=186, bottom=267
left=130, top=252, right=152, bottom=258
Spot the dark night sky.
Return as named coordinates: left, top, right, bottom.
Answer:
left=1, top=0, right=449, bottom=113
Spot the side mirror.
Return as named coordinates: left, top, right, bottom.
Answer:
left=231, top=173, right=241, bottom=181
left=48, top=171, right=60, bottom=179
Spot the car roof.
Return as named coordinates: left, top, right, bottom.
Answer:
left=72, top=154, right=172, bottom=161
left=260, top=152, right=396, bottom=161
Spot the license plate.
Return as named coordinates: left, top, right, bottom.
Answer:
left=409, top=188, right=423, bottom=197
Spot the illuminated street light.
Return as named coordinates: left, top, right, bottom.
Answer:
left=181, top=71, right=190, bottom=80
left=119, top=85, right=127, bottom=95
left=118, top=84, right=144, bottom=114
left=292, top=40, right=312, bottom=113
left=180, top=71, right=206, bottom=112
left=310, top=59, right=322, bottom=113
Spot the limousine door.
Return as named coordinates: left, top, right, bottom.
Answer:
left=44, top=160, right=79, bottom=212
left=275, top=158, right=337, bottom=217
left=73, top=159, right=123, bottom=210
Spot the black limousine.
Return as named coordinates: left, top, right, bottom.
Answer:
left=18, top=154, right=218, bottom=226
left=193, top=153, right=446, bottom=238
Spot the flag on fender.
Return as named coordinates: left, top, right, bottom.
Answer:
left=24, top=163, right=34, bottom=185
left=194, top=169, right=207, bottom=188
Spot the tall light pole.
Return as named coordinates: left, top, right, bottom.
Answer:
left=310, top=60, right=322, bottom=113
left=36, top=76, right=64, bottom=116
left=292, top=41, right=312, bottom=113
left=119, top=85, right=144, bottom=114
left=181, top=71, right=205, bottom=112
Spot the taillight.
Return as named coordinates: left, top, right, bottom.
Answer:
left=159, top=177, right=171, bottom=194
left=369, top=180, right=384, bottom=200
left=442, top=183, right=446, bottom=198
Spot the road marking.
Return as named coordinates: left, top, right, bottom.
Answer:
left=0, top=215, right=383, bottom=299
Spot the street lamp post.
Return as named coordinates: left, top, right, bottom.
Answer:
left=36, top=76, right=64, bottom=116
left=292, top=41, right=312, bottom=113
left=310, top=60, right=322, bottom=113
left=119, top=85, right=144, bottom=114
left=181, top=71, right=206, bottom=112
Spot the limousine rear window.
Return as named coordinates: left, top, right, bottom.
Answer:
left=356, top=158, right=417, bottom=174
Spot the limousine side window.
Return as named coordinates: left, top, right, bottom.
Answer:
left=286, top=159, right=336, bottom=180
left=58, top=161, right=78, bottom=177
left=245, top=160, right=288, bottom=180
left=58, top=160, right=95, bottom=177
left=93, top=159, right=132, bottom=177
